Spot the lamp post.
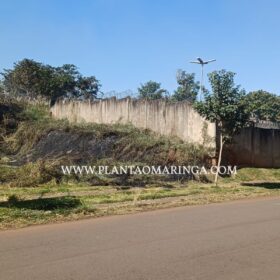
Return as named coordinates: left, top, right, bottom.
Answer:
left=190, top=57, right=216, bottom=101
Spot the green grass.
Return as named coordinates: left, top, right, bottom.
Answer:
left=0, top=170, right=280, bottom=230
left=1, top=100, right=279, bottom=230
left=235, top=168, right=280, bottom=182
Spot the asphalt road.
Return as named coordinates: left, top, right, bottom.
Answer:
left=1, top=197, right=280, bottom=280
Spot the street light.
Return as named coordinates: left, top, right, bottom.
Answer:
left=190, top=57, right=216, bottom=101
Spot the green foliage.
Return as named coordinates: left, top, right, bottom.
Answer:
left=244, top=90, right=280, bottom=121
left=1, top=59, right=101, bottom=101
left=195, top=70, right=250, bottom=186
left=22, top=104, right=50, bottom=121
left=138, top=80, right=168, bottom=100
left=172, top=71, right=199, bottom=102
left=195, top=70, right=250, bottom=142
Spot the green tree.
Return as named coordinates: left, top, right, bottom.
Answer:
left=75, top=76, right=100, bottom=99
left=195, top=70, right=249, bottom=185
left=244, top=90, right=280, bottom=122
left=172, top=70, right=199, bottom=102
left=2, top=59, right=44, bottom=98
left=1, top=59, right=101, bottom=102
left=138, top=81, right=168, bottom=100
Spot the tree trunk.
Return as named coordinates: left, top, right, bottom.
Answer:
left=215, top=131, right=223, bottom=186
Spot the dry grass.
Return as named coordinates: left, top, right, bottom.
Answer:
left=0, top=99, right=279, bottom=230
left=0, top=169, right=280, bottom=230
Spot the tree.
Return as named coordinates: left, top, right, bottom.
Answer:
left=2, top=59, right=44, bottom=98
left=243, top=90, right=280, bottom=122
left=0, top=81, right=4, bottom=94
left=1, top=59, right=101, bottom=102
left=75, top=76, right=100, bottom=100
left=172, top=70, right=199, bottom=102
left=138, top=81, right=168, bottom=100
left=195, top=70, right=249, bottom=185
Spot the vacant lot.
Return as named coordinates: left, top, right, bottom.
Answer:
left=0, top=166, right=280, bottom=229
left=0, top=98, right=279, bottom=230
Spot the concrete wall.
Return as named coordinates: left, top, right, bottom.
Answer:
left=225, top=126, right=280, bottom=168
left=50, top=97, right=216, bottom=146
left=50, top=98, right=280, bottom=167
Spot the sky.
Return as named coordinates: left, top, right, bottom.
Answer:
left=1, top=0, right=280, bottom=96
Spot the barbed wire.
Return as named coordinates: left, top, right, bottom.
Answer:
left=98, top=90, right=137, bottom=99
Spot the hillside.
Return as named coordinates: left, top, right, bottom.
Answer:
left=0, top=97, right=279, bottom=230
left=0, top=97, right=212, bottom=186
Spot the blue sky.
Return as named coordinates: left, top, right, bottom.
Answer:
left=1, top=0, right=280, bottom=95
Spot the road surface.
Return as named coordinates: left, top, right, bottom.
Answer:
left=1, top=197, right=280, bottom=280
